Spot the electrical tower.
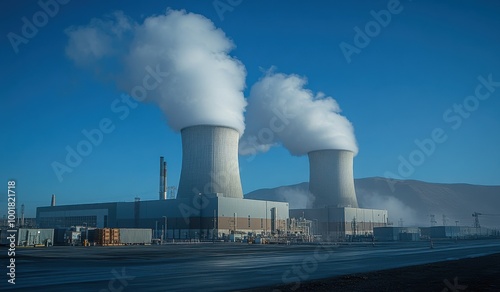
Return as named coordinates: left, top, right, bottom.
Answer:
left=167, top=186, right=177, bottom=199
left=430, top=214, right=437, bottom=226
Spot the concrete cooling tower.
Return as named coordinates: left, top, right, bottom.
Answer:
left=177, top=125, right=243, bottom=199
left=308, top=149, right=359, bottom=208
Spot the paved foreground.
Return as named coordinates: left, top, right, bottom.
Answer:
left=248, top=252, right=500, bottom=291
left=1, top=239, right=500, bottom=291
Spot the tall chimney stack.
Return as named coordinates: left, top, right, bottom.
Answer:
left=159, top=157, right=166, bottom=200
left=163, top=160, right=167, bottom=200
left=51, top=194, right=56, bottom=207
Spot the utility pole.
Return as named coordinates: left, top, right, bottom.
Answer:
left=212, top=209, right=216, bottom=242
left=162, top=216, right=167, bottom=243
left=21, top=204, right=25, bottom=227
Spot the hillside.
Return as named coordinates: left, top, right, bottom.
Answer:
left=244, top=177, right=500, bottom=227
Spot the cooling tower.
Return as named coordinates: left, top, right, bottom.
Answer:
left=177, top=125, right=243, bottom=199
left=308, top=149, right=359, bottom=208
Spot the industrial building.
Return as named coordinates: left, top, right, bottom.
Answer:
left=0, top=228, right=54, bottom=246
left=374, top=227, right=420, bottom=241
left=37, top=195, right=289, bottom=240
left=290, top=207, right=387, bottom=240
left=420, top=226, right=499, bottom=239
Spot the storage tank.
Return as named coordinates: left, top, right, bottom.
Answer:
left=308, top=149, right=358, bottom=208
left=177, top=125, right=243, bottom=199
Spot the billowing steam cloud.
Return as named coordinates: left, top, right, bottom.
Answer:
left=65, top=9, right=247, bottom=134
left=240, top=72, right=357, bottom=156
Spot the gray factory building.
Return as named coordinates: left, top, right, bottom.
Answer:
left=420, top=226, right=499, bottom=239
left=374, top=227, right=420, bottom=241
left=290, top=207, right=387, bottom=240
left=37, top=195, right=289, bottom=240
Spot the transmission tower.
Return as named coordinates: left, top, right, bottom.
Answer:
left=430, top=214, right=437, bottom=227
left=442, top=215, right=447, bottom=226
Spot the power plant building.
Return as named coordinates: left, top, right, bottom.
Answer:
left=37, top=196, right=289, bottom=240
left=37, top=124, right=291, bottom=239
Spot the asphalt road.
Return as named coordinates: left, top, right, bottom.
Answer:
left=1, top=239, right=500, bottom=291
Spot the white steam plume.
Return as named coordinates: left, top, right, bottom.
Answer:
left=276, top=187, right=315, bottom=209
left=358, top=191, right=424, bottom=227
left=65, top=9, right=247, bottom=134
left=240, top=72, right=357, bottom=156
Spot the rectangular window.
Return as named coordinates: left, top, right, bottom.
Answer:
left=248, top=215, right=251, bottom=227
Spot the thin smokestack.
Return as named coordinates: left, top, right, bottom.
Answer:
left=159, top=157, right=166, bottom=200
left=163, top=161, right=167, bottom=200
left=51, top=194, right=56, bottom=207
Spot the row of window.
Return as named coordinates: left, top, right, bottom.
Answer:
left=38, top=216, right=98, bottom=228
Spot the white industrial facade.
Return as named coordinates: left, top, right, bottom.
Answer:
left=290, top=207, right=388, bottom=240
left=37, top=196, right=289, bottom=240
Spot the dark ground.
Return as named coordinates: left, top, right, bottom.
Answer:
left=244, top=253, right=500, bottom=292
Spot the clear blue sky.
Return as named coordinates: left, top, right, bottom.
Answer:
left=1, top=0, right=500, bottom=217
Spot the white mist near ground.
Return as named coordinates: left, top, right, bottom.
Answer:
left=65, top=9, right=247, bottom=134
left=275, top=187, right=315, bottom=209
left=240, top=71, right=357, bottom=156
left=358, top=191, right=424, bottom=226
